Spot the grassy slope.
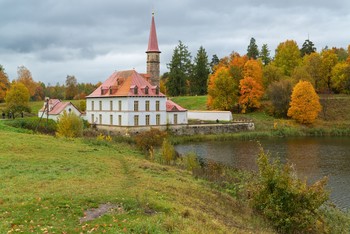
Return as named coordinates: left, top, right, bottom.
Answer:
left=0, top=123, right=272, bottom=233
left=170, top=96, right=207, bottom=110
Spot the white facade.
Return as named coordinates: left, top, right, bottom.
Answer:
left=188, top=111, right=232, bottom=121
left=166, top=112, right=188, bottom=125
left=86, top=97, right=168, bottom=127
left=38, top=103, right=81, bottom=121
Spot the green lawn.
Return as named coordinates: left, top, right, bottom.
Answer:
left=0, top=122, right=272, bottom=233
left=170, top=96, right=207, bottom=110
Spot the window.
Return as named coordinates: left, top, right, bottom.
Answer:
left=68, top=108, right=71, bottom=113
left=99, top=114, right=102, bottom=125
left=110, top=115, right=113, bottom=125
left=134, top=115, right=139, bottom=126
left=156, top=114, right=160, bottom=125
left=91, top=114, right=94, bottom=123
left=110, top=100, right=113, bottom=111
left=156, top=101, right=160, bottom=111
left=134, top=86, right=138, bottom=94
left=145, top=86, right=149, bottom=95
left=145, top=101, right=150, bottom=111
left=134, top=101, right=139, bottom=111
left=155, top=86, right=159, bottom=95
left=118, top=100, right=122, bottom=111
left=91, top=101, right=94, bottom=111
left=118, top=115, right=122, bottom=126
left=145, top=115, right=150, bottom=126
left=99, top=101, right=102, bottom=110
left=174, top=114, right=178, bottom=124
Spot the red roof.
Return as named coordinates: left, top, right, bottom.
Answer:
left=166, top=100, right=187, bottom=112
left=146, top=14, right=160, bottom=53
left=86, top=70, right=165, bottom=98
left=39, top=100, right=81, bottom=115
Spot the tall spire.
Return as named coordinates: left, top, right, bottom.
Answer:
left=146, top=12, right=160, bottom=53
left=146, top=13, right=161, bottom=86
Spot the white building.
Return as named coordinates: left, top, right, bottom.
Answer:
left=38, top=99, right=81, bottom=121
left=86, top=70, right=187, bottom=128
left=85, top=14, right=187, bottom=129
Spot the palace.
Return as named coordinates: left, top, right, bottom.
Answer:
left=85, top=14, right=187, bottom=130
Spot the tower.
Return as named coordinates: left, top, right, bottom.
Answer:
left=146, top=13, right=161, bottom=86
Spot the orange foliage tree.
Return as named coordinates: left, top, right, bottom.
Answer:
left=239, top=60, right=264, bottom=113
left=287, top=80, right=321, bottom=124
left=207, top=66, right=237, bottom=110
left=0, top=65, right=10, bottom=102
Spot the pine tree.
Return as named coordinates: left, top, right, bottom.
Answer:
left=247, top=37, right=259, bottom=59
left=259, top=44, right=271, bottom=65
left=300, top=39, right=316, bottom=57
left=210, top=54, right=220, bottom=73
left=190, top=46, right=210, bottom=95
left=166, top=41, right=192, bottom=96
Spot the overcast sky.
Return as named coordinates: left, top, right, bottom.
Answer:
left=1, top=0, right=349, bottom=85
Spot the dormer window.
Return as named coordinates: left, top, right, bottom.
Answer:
left=134, top=86, right=138, bottom=95
left=145, top=86, right=149, bottom=95
left=155, top=86, right=159, bottom=95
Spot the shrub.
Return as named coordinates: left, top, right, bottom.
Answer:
left=267, top=79, right=293, bottom=117
left=161, top=138, right=175, bottom=165
left=56, top=111, right=83, bottom=138
left=5, top=117, right=57, bottom=134
left=134, top=128, right=167, bottom=153
left=252, top=149, right=329, bottom=233
left=182, top=152, right=200, bottom=172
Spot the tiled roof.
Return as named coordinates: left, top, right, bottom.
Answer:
left=146, top=14, right=160, bottom=53
left=39, top=100, right=81, bottom=115
left=86, top=70, right=165, bottom=98
left=166, top=100, right=187, bottom=112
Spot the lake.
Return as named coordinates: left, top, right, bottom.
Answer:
left=175, top=137, right=350, bottom=209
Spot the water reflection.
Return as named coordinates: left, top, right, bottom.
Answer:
left=175, top=137, right=350, bottom=209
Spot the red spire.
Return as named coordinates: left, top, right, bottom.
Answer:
left=146, top=13, right=160, bottom=53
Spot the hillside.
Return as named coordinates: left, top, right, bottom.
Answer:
left=0, top=122, right=272, bottom=233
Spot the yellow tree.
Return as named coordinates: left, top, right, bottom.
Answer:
left=17, top=65, right=38, bottom=100
left=320, top=49, right=338, bottom=92
left=239, top=60, right=264, bottom=113
left=207, top=66, right=237, bottom=110
left=331, top=62, right=350, bottom=94
left=0, top=65, right=10, bottom=102
left=274, top=40, right=301, bottom=76
left=287, top=80, right=321, bottom=124
left=5, top=82, right=31, bottom=117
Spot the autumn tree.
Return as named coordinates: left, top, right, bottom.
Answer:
left=291, top=66, right=313, bottom=85
left=0, top=65, right=10, bottom=102
left=207, top=66, right=237, bottom=111
left=238, top=60, right=264, bottom=113
left=229, top=52, right=248, bottom=81
left=287, top=80, right=321, bottom=124
left=17, top=65, right=38, bottom=100
left=190, top=46, right=210, bottom=95
left=274, top=40, right=301, bottom=76
left=267, top=79, right=293, bottom=117
left=303, top=52, right=323, bottom=91
left=65, top=75, right=78, bottom=100
left=5, top=82, right=31, bottom=117
left=247, top=37, right=259, bottom=59
left=259, top=44, right=271, bottom=66
left=331, top=62, right=350, bottom=94
left=320, top=49, right=338, bottom=92
left=300, top=39, right=316, bottom=57
left=332, top=47, right=348, bottom=61
left=262, top=63, right=284, bottom=88
left=166, top=41, right=192, bottom=96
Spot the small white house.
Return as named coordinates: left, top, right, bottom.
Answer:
left=38, top=98, right=82, bottom=121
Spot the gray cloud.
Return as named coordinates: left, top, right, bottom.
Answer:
left=0, top=0, right=349, bottom=84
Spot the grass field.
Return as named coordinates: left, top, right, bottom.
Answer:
left=0, top=121, right=273, bottom=233
left=170, top=96, right=207, bottom=110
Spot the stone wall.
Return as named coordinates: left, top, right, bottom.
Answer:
left=96, top=122, right=254, bottom=136
left=168, top=123, right=255, bottom=136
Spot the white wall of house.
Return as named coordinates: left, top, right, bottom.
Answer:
left=86, top=96, right=168, bottom=126
left=187, top=111, right=232, bottom=121
left=167, top=112, right=188, bottom=125
left=38, top=103, right=81, bottom=121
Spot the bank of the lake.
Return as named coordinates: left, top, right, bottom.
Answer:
left=0, top=121, right=274, bottom=233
